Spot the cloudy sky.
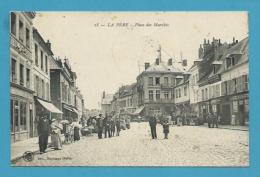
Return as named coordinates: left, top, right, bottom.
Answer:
left=33, top=12, right=248, bottom=109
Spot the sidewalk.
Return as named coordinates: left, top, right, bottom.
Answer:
left=200, top=124, right=248, bottom=131
left=11, top=135, right=65, bottom=163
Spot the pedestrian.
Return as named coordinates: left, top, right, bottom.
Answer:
left=162, top=116, right=170, bottom=139
left=103, top=114, right=111, bottom=138
left=207, top=112, right=213, bottom=128
left=110, top=117, right=116, bottom=137
left=115, top=115, right=121, bottom=136
left=50, top=119, right=63, bottom=150
left=96, top=114, right=103, bottom=139
left=212, top=112, right=219, bottom=128
left=37, top=115, right=50, bottom=154
left=71, top=119, right=81, bottom=141
left=148, top=111, right=157, bottom=139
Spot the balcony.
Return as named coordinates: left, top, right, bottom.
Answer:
left=160, top=83, right=174, bottom=89
left=144, top=98, right=174, bottom=104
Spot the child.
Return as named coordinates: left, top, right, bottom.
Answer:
left=162, top=116, right=170, bottom=139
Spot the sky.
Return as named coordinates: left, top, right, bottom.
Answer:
left=33, top=12, right=248, bottom=109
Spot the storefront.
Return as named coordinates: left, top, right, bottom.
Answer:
left=62, top=103, right=78, bottom=122
left=35, top=98, right=63, bottom=136
left=10, top=88, right=34, bottom=143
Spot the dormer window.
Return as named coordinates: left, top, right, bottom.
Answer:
left=226, top=55, right=239, bottom=69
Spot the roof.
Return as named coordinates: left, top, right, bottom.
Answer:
left=141, top=60, right=184, bottom=75
left=101, top=94, right=114, bottom=105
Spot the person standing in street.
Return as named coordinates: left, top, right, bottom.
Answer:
left=162, top=116, right=170, bottom=139
left=103, top=114, right=111, bottom=138
left=37, top=115, right=50, bottom=154
left=212, top=112, right=219, bottom=128
left=115, top=115, right=121, bottom=136
left=110, top=117, right=116, bottom=137
left=96, top=114, right=103, bottom=139
left=50, top=119, right=63, bottom=150
left=207, top=112, right=213, bottom=128
left=148, top=111, right=157, bottom=139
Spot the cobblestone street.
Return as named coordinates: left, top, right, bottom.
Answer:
left=13, top=122, right=249, bottom=166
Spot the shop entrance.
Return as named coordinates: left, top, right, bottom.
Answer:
left=221, top=104, right=231, bottom=125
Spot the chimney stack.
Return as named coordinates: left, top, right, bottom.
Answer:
left=233, top=37, right=235, bottom=44
left=46, top=40, right=51, bottom=50
left=155, top=58, right=160, bottom=65
left=168, top=58, right=173, bottom=66
left=145, top=62, right=150, bottom=70
left=182, top=59, right=187, bottom=67
left=103, top=91, right=105, bottom=99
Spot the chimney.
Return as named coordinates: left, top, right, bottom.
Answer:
left=144, top=62, right=150, bottom=70
left=182, top=59, right=187, bottom=67
left=155, top=58, right=160, bottom=65
left=46, top=40, right=51, bottom=50
left=168, top=58, right=173, bottom=66
left=233, top=37, right=235, bottom=44
left=236, top=40, right=238, bottom=43
left=102, top=91, right=105, bottom=99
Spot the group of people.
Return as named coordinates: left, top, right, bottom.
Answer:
left=148, top=112, right=171, bottom=140
left=37, top=116, right=82, bottom=154
left=95, top=113, right=121, bottom=139
left=207, top=112, right=220, bottom=128
left=37, top=116, right=63, bottom=154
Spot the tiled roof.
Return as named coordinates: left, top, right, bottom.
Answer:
left=143, top=60, right=184, bottom=74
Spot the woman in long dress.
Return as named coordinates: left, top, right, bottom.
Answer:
left=71, top=120, right=81, bottom=141
left=50, top=119, right=63, bottom=150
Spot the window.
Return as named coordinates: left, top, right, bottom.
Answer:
left=164, top=91, right=169, bottom=100
left=45, top=55, right=48, bottom=74
left=243, top=75, right=248, bottom=91
left=171, top=77, right=175, bottom=86
left=149, top=90, right=153, bottom=101
left=11, top=12, right=16, bottom=35
left=164, top=77, right=169, bottom=85
left=26, top=28, right=30, bottom=48
left=20, top=101, right=27, bottom=131
left=11, top=58, right=17, bottom=83
left=40, top=50, right=44, bottom=70
left=14, top=100, right=19, bottom=132
left=35, top=44, right=38, bottom=66
left=179, top=88, right=181, bottom=97
left=19, top=64, right=24, bottom=86
left=184, top=86, right=187, bottom=96
left=175, top=90, right=178, bottom=98
left=42, top=79, right=45, bottom=99
left=213, top=66, right=217, bottom=74
left=10, top=99, right=14, bottom=132
left=148, top=77, right=153, bottom=86
left=35, top=76, right=40, bottom=96
left=171, top=91, right=174, bottom=100
left=155, top=77, right=160, bottom=85
left=202, top=89, right=204, bottom=100
left=26, top=68, right=30, bottom=88
left=226, top=57, right=232, bottom=69
left=19, top=20, right=24, bottom=42
left=156, top=90, right=160, bottom=100
left=46, top=83, right=49, bottom=101
left=205, top=88, right=208, bottom=100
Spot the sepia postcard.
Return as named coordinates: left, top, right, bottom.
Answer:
left=10, top=12, right=249, bottom=167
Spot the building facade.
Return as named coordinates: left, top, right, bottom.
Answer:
left=10, top=12, right=35, bottom=142
left=32, top=28, right=62, bottom=137
left=50, top=58, right=79, bottom=122
left=136, top=48, right=185, bottom=116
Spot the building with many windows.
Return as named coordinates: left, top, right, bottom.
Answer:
left=136, top=47, right=185, bottom=116
left=50, top=58, right=79, bottom=122
left=10, top=12, right=35, bottom=142
left=32, top=28, right=62, bottom=137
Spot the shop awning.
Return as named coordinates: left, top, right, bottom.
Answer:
left=133, top=106, right=145, bottom=115
left=63, top=104, right=78, bottom=114
left=37, top=99, right=63, bottom=114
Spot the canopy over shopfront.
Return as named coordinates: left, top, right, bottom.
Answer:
left=133, top=106, right=145, bottom=115
left=37, top=99, right=63, bottom=114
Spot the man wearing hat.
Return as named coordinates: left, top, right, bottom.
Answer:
left=37, top=115, right=50, bottom=154
left=96, top=114, right=103, bottom=139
